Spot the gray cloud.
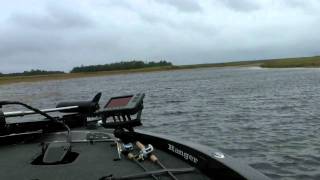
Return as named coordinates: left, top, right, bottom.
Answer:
left=0, top=0, right=320, bottom=73
left=0, top=32, right=61, bottom=58
left=8, top=4, right=94, bottom=30
left=220, top=0, right=260, bottom=12
left=283, top=0, right=309, bottom=8
left=155, top=0, right=202, bottom=13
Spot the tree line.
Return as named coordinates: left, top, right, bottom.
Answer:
left=70, top=60, right=172, bottom=73
left=0, top=60, right=173, bottom=76
left=0, top=69, right=65, bottom=77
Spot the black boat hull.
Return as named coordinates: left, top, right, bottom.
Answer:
left=134, top=130, right=270, bottom=180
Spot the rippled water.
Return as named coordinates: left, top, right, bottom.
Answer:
left=1, top=67, right=320, bottom=179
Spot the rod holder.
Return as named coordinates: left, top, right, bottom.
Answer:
left=0, top=110, right=6, bottom=131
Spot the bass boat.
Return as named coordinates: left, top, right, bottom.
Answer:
left=0, top=92, right=270, bottom=180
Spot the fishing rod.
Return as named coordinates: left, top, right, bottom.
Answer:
left=127, top=152, right=159, bottom=180
left=3, top=106, right=79, bottom=118
left=136, top=141, right=179, bottom=180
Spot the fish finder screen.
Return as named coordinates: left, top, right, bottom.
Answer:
left=105, top=96, right=132, bottom=108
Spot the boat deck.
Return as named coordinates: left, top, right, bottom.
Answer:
left=0, top=130, right=210, bottom=180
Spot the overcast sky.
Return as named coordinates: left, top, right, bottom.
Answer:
left=1, top=0, right=320, bottom=73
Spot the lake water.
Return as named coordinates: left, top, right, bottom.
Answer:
left=1, top=67, right=320, bottom=180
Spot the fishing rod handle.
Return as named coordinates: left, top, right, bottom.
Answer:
left=136, top=141, right=158, bottom=162
left=136, top=141, right=178, bottom=180
left=128, top=153, right=135, bottom=160
left=136, top=141, right=145, bottom=149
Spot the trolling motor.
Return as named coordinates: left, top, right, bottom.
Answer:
left=56, top=92, right=102, bottom=114
left=0, top=101, right=71, bottom=134
left=2, top=92, right=101, bottom=118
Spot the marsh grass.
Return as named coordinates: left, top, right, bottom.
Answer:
left=260, top=56, right=320, bottom=68
left=0, top=66, right=176, bottom=85
left=1, top=56, right=320, bottom=85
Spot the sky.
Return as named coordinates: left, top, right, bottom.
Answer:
left=0, top=0, right=320, bottom=73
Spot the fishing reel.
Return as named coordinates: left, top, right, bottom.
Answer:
left=123, top=142, right=154, bottom=161
left=136, top=144, right=154, bottom=161
left=122, top=143, right=134, bottom=152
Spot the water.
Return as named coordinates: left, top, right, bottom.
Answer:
left=1, top=67, right=320, bottom=179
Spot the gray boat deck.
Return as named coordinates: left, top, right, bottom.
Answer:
left=0, top=130, right=210, bottom=180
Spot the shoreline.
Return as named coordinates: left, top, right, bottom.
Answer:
left=1, top=65, right=259, bottom=86
left=0, top=66, right=178, bottom=86
left=1, top=60, right=320, bottom=86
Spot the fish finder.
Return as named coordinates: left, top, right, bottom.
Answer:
left=104, top=93, right=145, bottom=115
left=101, top=93, right=145, bottom=131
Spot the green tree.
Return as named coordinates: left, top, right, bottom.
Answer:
left=71, top=60, right=173, bottom=73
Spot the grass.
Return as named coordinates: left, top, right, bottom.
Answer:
left=0, top=66, right=177, bottom=85
left=179, top=56, right=320, bottom=69
left=1, top=56, right=320, bottom=86
left=260, top=56, right=320, bottom=68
